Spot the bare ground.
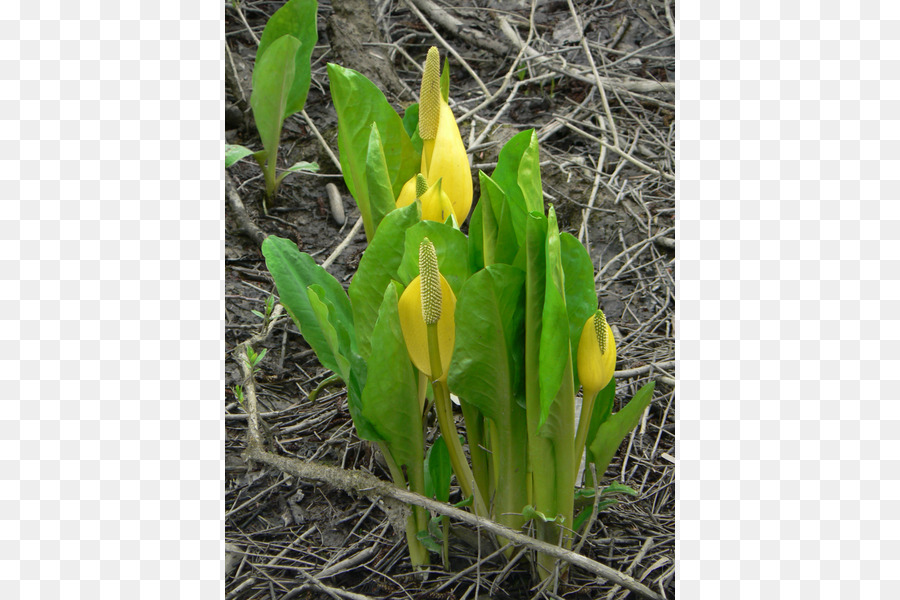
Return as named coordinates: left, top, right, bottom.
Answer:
left=225, top=0, right=675, bottom=598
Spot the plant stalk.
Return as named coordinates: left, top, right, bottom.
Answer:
left=427, top=324, right=488, bottom=517
left=574, top=387, right=600, bottom=482
left=377, top=441, right=429, bottom=568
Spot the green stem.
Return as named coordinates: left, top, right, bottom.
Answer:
left=460, top=400, right=489, bottom=507
left=553, top=358, right=576, bottom=552
left=427, top=324, right=488, bottom=517
left=377, top=442, right=429, bottom=569
left=263, top=154, right=278, bottom=205
left=574, top=387, right=600, bottom=484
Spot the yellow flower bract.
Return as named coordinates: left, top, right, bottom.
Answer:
left=577, top=311, right=616, bottom=394
left=398, top=273, right=456, bottom=380
left=396, top=175, right=453, bottom=223
left=421, top=102, right=473, bottom=225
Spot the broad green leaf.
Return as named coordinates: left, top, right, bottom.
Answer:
left=251, top=35, right=301, bottom=159
left=560, top=232, right=596, bottom=388
left=306, top=285, right=351, bottom=381
left=225, top=144, right=255, bottom=168
left=361, top=283, right=423, bottom=468
left=448, top=265, right=526, bottom=424
left=349, top=202, right=420, bottom=357
left=537, top=206, right=570, bottom=432
left=327, top=63, right=419, bottom=210
left=256, top=0, right=318, bottom=117
left=261, top=236, right=355, bottom=376
left=397, top=220, right=469, bottom=294
left=424, top=435, right=451, bottom=502
left=402, top=103, right=423, bottom=155
left=589, top=382, right=656, bottom=476
left=364, top=124, right=400, bottom=236
left=449, top=265, right=529, bottom=531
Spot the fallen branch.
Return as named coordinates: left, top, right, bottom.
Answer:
left=243, top=444, right=662, bottom=600
left=226, top=172, right=269, bottom=248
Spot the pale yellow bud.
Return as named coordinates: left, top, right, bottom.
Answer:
left=577, top=310, right=616, bottom=395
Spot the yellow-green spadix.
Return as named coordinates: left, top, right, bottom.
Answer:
left=398, top=238, right=456, bottom=380
left=418, top=46, right=473, bottom=225
left=577, top=309, right=616, bottom=395
left=395, top=173, right=454, bottom=223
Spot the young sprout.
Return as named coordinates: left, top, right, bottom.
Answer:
left=418, top=47, right=473, bottom=225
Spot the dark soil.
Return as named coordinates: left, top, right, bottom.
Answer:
left=226, top=0, right=675, bottom=598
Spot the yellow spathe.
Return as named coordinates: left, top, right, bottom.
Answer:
left=421, top=102, right=473, bottom=225
left=395, top=175, right=454, bottom=223
left=577, top=311, right=616, bottom=394
left=398, top=274, right=456, bottom=380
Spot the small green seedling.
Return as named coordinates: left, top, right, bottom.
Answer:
left=225, top=0, right=321, bottom=202
left=245, top=346, right=267, bottom=372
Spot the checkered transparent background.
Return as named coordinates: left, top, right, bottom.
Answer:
left=679, top=2, right=899, bottom=598
left=0, top=2, right=223, bottom=598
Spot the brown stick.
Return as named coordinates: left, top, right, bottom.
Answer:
left=226, top=171, right=268, bottom=248
left=243, top=445, right=663, bottom=600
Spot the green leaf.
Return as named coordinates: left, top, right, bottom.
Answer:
left=492, top=129, right=543, bottom=226
left=327, top=63, right=419, bottom=234
left=349, top=202, right=421, bottom=358
left=256, top=0, right=318, bottom=117
left=306, top=285, right=352, bottom=381
left=537, top=206, right=570, bottom=432
left=416, top=528, right=443, bottom=553
left=585, top=377, right=617, bottom=467
left=601, top=482, right=639, bottom=497
left=440, top=56, right=450, bottom=102
left=397, top=220, right=469, bottom=294
left=424, top=435, right=451, bottom=503
left=448, top=265, right=525, bottom=424
left=448, top=265, right=529, bottom=532
left=225, top=144, right=256, bottom=168
left=516, top=130, right=543, bottom=213
left=479, top=171, right=522, bottom=267
left=402, top=103, right=423, bottom=155
left=573, top=499, right=621, bottom=531
left=284, top=160, right=320, bottom=174
left=262, top=236, right=355, bottom=376
left=560, top=232, right=596, bottom=388
left=467, top=200, right=484, bottom=273
left=251, top=35, right=302, bottom=160
left=589, top=382, right=656, bottom=476
left=364, top=124, right=401, bottom=235
left=360, top=283, right=423, bottom=468
left=276, top=160, right=321, bottom=186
